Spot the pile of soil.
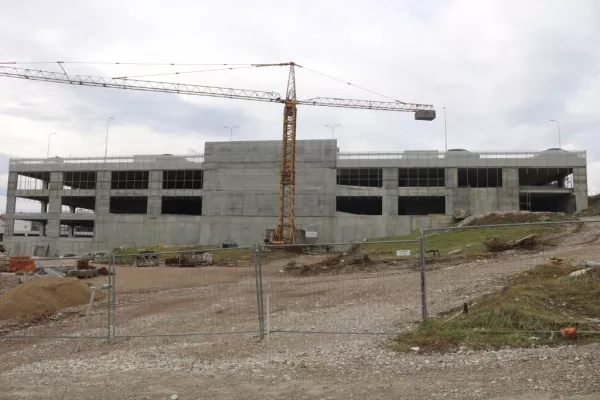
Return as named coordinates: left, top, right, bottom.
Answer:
left=0, top=278, right=104, bottom=320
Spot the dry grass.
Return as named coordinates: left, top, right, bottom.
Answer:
left=393, top=263, right=600, bottom=353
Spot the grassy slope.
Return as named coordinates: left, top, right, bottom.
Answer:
left=364, top=213, right=575, bottom=258
left=393, top=264, right=600, bottom=353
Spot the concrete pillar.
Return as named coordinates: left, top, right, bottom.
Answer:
left=45, top=172, right=63, bottom=238
left=5, top=173, right=17, bottom=214
left=95, top=171, right=111, bottom=214
left=67, top=225, right=74, bottom=238
left=573, top=167, right=588, bottom=211
left=499, top=168, right=519, bottom=211
left=382, top=168, right=398, bottom=216
left=147, top=170, right=162, bottom=216
left=445, top=168, right=458, bottom=216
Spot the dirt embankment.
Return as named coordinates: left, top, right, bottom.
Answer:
left=0, top=278, right=103, bottom=320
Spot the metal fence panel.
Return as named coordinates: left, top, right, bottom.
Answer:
left=259, top=240, right=421, bottom=335
left=419, top=220, right=598, bottom=322
left=112, top=246, right=262, bottom=338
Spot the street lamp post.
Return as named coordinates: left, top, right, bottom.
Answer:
left=105, top=117, right=113, bottom=158
left=549, top=119, right=562, bottom=148
left=443, top=107, right=448, bottom=152
left=47, top=132, right=56, bottom=158
left=325, top=124, right=341, bottom=139
left=224, top=125, right=239, bottom=141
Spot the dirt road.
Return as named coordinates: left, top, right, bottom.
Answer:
left=1, top=242, right=600, bottom=399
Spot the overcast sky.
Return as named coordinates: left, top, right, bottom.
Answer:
left=1, top=0, right=599, bottom=211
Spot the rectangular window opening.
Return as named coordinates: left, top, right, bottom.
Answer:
left=162, top=170, right=203, bottom=189
left=398, top=196, right=446, bottom=215
left=161, top=196, right=203, bottom=215
left=15, top=197, right=49, bottom=213
left=11, top=220, right=44, bottom=236
left=398, top=168, right=445, bottom=187
left=336, top=168, right=382, bottom=187
left=109, top=197, right=148, bottom=214
left=336, top=196, right=382, bottom=215
left=519, top=194, right=575, bottom=213
left=60, top=221, right=95, bottom=238
left=61, top=196, right=96, bottom=214
left=111, top=171, right=149, bottom=189
left=457, top=168, right=502, bottom=188
left=518, top=168, right=573, bottom=188
left=17, top=172, right=49, bottom=190
left=63, top=171, right=97, bottom=190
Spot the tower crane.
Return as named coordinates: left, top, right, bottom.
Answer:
left=0, top=62, right=436, bottom=244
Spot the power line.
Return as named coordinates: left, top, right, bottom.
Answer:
left=297, top=64, right=405, bottom=103
left=112, top=65, right=259, bottom=79
left=0, top=61, right=256, bottom=66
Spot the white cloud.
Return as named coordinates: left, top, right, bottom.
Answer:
left=0, top=0, right=598, bottom=203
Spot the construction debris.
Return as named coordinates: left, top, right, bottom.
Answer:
left=164, top=251, right=213, bottom=267
left=133, top=250, right=160, bottom=267
left=483, top=235, right=538, bottom=253
left=284, top=244, right=372, bottom=275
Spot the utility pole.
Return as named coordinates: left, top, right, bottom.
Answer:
left=47, top=132, right=56, bottom=158
left=550, top=119, right=562, bottom=148
left=325, top=124, right=341, bottom=139
left=224, top=125, right=239, bottom=141
left=105, top=117, right=113, bottom=158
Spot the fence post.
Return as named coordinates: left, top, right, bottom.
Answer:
left=419, top=230, right=428, bottom=323
left=107, top=253, right=114, bottom=343
left=252, top=245, right=265, bottom=339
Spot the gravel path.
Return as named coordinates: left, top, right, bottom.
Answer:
left=1, top=238, right=600, bottom=399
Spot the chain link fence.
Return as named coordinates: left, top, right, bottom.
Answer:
left=258, top=240, right=421, bottom=335
left=109, top=246, right=260, bottom=339
left=3, top=219, right=600, bottom=343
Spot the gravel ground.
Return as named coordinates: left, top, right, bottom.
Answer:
left=2, top=233, right=600, bottom=399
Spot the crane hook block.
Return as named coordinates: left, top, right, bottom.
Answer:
left=415, top=109, right=436, bottom=121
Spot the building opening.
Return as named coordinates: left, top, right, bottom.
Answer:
left=519, top=194, right=575, bottom=213
left=161, top=197, right=203, bottom=215
left=398, top=168, right=445, bottom=187
left=111, top=171, right=149, bottom=189
left=398, top=196, right=446, bottom=215
left=458, top=168, right=502, bottom=188
left=60, top=220, right=95, bottom=238
left=109, top=197, right=148, bottom=214
left=63, top=171, right=97, bottom=190
left=518, top=168, right=573, bottom=188
left=163, top=170, right=203, bottom=189
left=61, top=196, right=95, bottom=214
left=336, top=168, right=383, bottom=187
left=336, top=196, right=382, bottom=215
left=17, top=172, right=49, bottom=190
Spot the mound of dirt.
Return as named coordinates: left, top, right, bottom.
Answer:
left=0, top=278, right=104, bottom=320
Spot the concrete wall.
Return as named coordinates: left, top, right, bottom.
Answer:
left=3, top=141, right=589, bottom=255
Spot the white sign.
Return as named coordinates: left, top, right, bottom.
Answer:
left=305, top=231, right=318, bottom=238
left=396, top=250, right=411, bottom=256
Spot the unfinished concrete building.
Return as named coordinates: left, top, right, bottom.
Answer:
left=2, top=140, right=588, bottom=255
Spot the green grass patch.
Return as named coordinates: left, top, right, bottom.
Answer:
left=113, top=244, right=299, bottom=265
left=364, top=213, right=577, bottom=258
left=393, top=264, right=600, bottom=353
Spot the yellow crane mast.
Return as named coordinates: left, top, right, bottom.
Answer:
left=0, top=62, right=436, bottom=244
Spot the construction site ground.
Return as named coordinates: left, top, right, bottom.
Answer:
left=2, top=224, right=600, bottom=399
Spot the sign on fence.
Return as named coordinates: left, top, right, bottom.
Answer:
left=396, top=250, right=411, bottom=256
